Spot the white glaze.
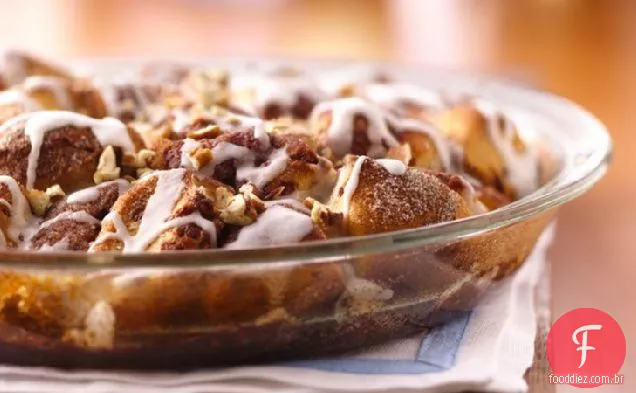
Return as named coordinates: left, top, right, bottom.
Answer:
left=375, top=159, right=407, bottom=175
left=239, top=75, right=324, bottom=115
left=454, top=175, right=488, bottom=214
left=338, top=156, right=367, bottom=218
left=0, top=175, right=32, bottom=242
left=316, top=65, right=380, bottom=98
left=225, top=204, right=314, bottom=249
left=363, top=83, right=445, bottom=112
left=92, top=79, right=119, bottom=116
left=474, top=100, right=539, bottom=197
left=0, top=111, right=135, bottom=188
left=236, top=148, right=288, bottom=189
left=23, top=76, right=73, bottom=110
left=90, top=168, right=217, bottom=252
left=310, top=97, right=399, bottom=158
left=263, top=198, right=311, bottom=214
left=39, top=210, right=100, bottom=230
left=66, top=179, right=130, bottom=204
left=0, top=90, right=43, bottom=111
left=179, top=138, right=203, bottom=168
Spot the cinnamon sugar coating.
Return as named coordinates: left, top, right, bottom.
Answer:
left=0, top=51, right=546, bottom=253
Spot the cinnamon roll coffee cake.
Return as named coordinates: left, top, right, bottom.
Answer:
left=0, top=51, right=609, bottom=368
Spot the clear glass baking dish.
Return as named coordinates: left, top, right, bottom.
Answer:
left=0, top=60, right=611, bottom=369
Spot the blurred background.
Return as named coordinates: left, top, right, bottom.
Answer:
left=0, top=0, right=633, bottom=391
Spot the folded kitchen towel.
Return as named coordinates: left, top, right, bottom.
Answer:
left=0, top=224, right=555, bottom=393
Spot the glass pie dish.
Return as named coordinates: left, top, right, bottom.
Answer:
left=0, top=58, right=611, bottom=369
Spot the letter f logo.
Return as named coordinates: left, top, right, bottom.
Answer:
left=572, top=324, right=602, bottom=368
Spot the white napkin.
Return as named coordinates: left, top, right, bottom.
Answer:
left=0, top=224, right=555, bottom=393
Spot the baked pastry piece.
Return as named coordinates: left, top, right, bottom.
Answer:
left=70, top=79, right=167, bottom=123
left=0, top=75, right=73, bottom=114
left=0, top=50, right=72, bottom=87
left=327, top=155, right=473, bottom=236
left=0, top=111, right=144, bottom=191
left=153, top=126, right=337, bottom=200
left=90, top=168, right=230, bottom=252
left=231, top=73, right=325, bottom=120
left=224, top=199, right=326, bottom=248
left=0, top=57, right=545, bottom=257
left=28, top=180, right=130, bottom=251
left=361, top=83, right=446, bottom=119
left=386, top=117, right=453, bottom=171
left=429, top=102, right=539, bottom=199
left=310, top=97, right=400, bottom=160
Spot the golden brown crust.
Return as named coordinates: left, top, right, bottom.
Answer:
left=429, top=105, right=531, bottom=199
left=329, top=156, right=471, bottom=236
left=1, top=51, right=72, bottom=86
left=30, top=219, right=100, bottom=251
left=91, top=169, right=229, bottom=252
left=0, top=123, right=102, bottom=191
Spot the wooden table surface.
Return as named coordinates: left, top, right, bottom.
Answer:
left=0, top=1, right=633, bottom=391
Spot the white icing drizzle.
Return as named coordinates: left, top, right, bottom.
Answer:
left=0, top=175, right=32, bottom=242
left=0, top=111, right=135, bottom=189
left=39, top=210, right=100, bottom=230
left=236, top=148, right=289, bottom=189
left=179, top=139, right=256, bottom=177
left=453, top=175, right=488, bottom=214
left=92, top=79, right=119, bottom=116
left=171, top=108, right=192, bottom=132
left=179, top=138, right=203, bottom=168
left=263, top=198, right=311, bottom=214
left=235, top=75, right=324, bottom=115
left=392, top=117, right=452, bottom=170
left=225, top=205, right=314, bottom=249
left=0, top=89, right=41, bottom=111
left=92, top=79, right=152, bottom=119
left=316, top=65, right=381, bottom=98
left=363, top=83, right=445, bottom=113
left=310, top=97, right=399, bottom=158
left=338, top=156, right=367, bottom=218
left=90, top=169, right=217, bottom=252
left=66, top=179, right=130, bottom=204
left=473, top=100, right=539, bottom=197
left=375, top=159, right=407, bottom=175
left=0, top=90, right=42, bottom=111
left=23, top=76, right=73, bottom=110
left=251, top=121, right=270, bottom=148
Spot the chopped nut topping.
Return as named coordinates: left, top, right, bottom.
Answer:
left=25, top=188, right=50, bottom=216
left=188, top=147, right=212, bottom=170
left=219, top=194, right=253, bottom=226
left=339, top=83, right=356, bottom=97
left=136, top=167, right=154, bottom=178
left=183, top=69, right=230, bottom=108
left=386, top=144, right=413, bottom=166
left=45, top=184, right=65, bottom=198
left=93, top=146, right=121, bottom=184
left=186, top=124, right=221, bottom=140
left=214, top=187, right=234, bottom=209
left=122, top=149, right=156, bottom=168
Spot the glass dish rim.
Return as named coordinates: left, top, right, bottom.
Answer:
left=0, top=58, right=612, bottom=269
